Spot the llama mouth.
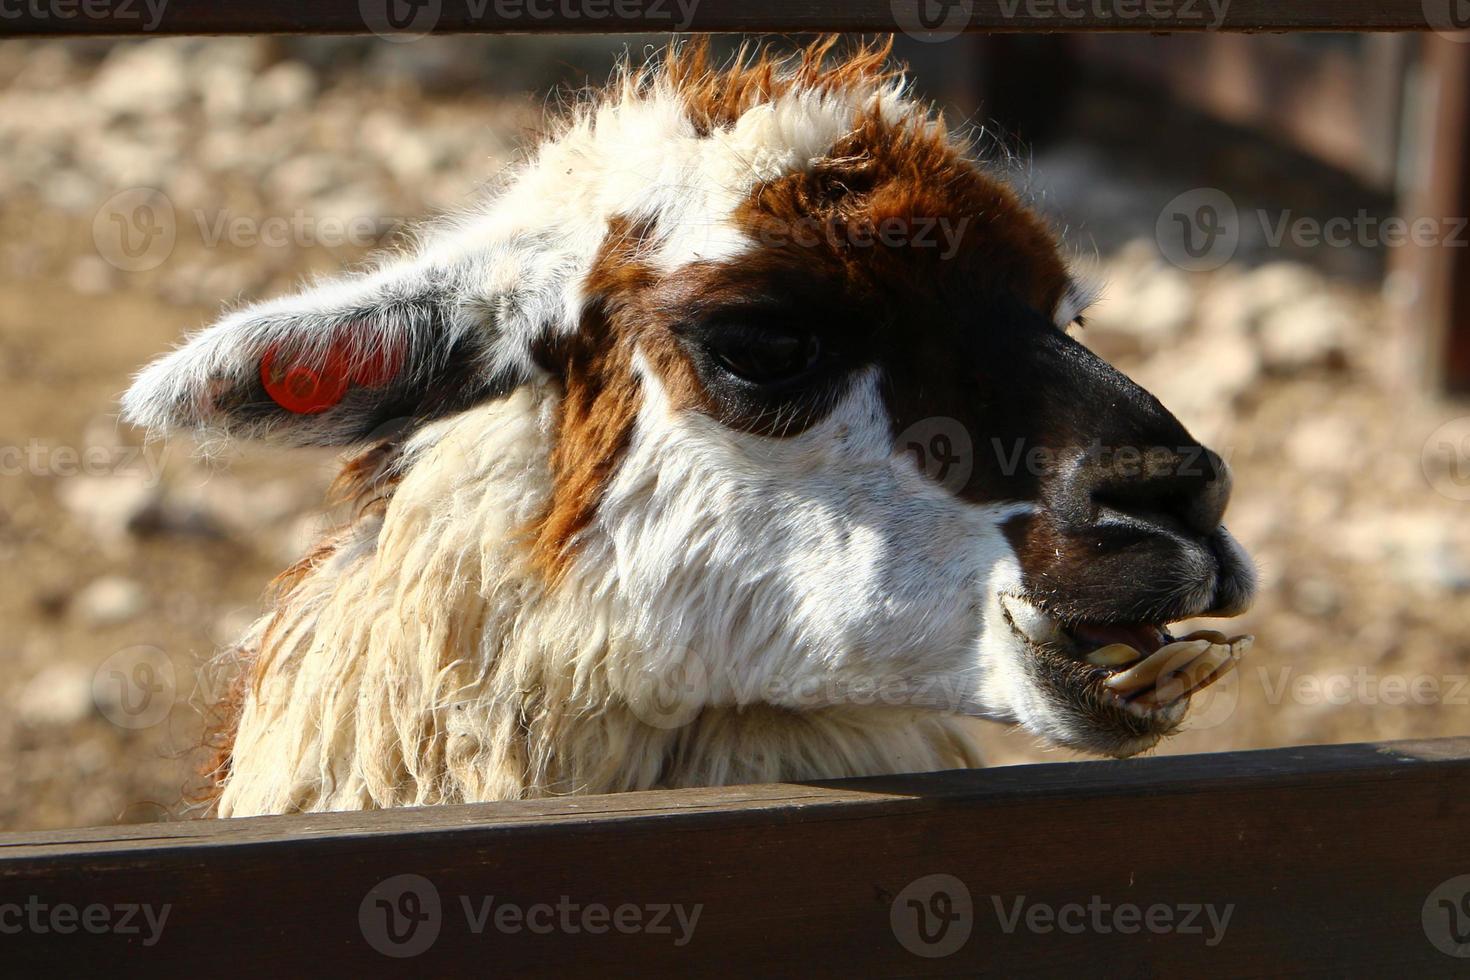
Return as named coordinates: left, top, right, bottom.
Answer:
left=1000, top=596, right=1253, bottom=718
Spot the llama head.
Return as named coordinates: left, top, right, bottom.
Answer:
left=124, top=39, right=1255, bottom=760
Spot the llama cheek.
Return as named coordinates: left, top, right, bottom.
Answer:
left=618, top=369, right=1016, bottom=680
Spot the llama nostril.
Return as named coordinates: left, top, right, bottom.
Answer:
left=1073, top=446, right=1232, bottom=538
left=1183, top=451, right=1232, bottom=535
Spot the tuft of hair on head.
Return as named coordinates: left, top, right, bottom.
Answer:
left=636, top=35, right=903, bottom=136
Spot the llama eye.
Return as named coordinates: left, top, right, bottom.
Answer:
left=708, top=331, right=822, bottom=385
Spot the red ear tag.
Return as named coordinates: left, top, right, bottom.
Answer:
left=350, top=342, right=404, bottom=389
left=260, top=345, right=350, bottom=414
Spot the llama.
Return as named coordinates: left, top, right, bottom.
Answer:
left=123, top=39, right=1256, bottom=817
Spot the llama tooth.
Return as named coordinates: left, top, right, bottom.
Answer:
left=1228, top=635, right=1255, bottom=656
left=1104, top=639, right=1211, bottom=694
left=1150, top=642, right=1235, bottom=703
left=1180, top=629, right=1229, bottom=645
left=1086, top=644, right=1143, bottom=668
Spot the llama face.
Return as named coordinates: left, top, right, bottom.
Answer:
left=124, top=42, right=1254, bottom=762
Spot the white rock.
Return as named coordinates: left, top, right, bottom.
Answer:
left=56, top=473, right=161, bottom=545
left=266, top=153, right=351, bottom=203
left=171, top=475, right=310, bottom=538
left=17, top=663, right=96, bottom=727
left=248, top=61, right=318, bottom=119
left=310, top=188, right=394, bottom=244
left=75, top=128, right=177, bottom=187
left=163, top=163, right=212, bottom=210
left=1197, top=262, right=1322, bottom=339
left=1089, top=258, right=1197, bottom=348
left=92, top=42, right=191, bottom=116
left=42, top=168, right=100, bottom=213
left=1195, top=271, right=1255, bottom=338
left=200, top=64, right=252, bottom=119
left=1338, top=513, right=1470, bottom=595
left=197, top=128, right=249, bottom=175
left=1241, top=262, right=1323, bottom=312
left=1257, top=293, right=1355, bottom=373
left=73, top=576, right=148, bottom=628
left=186, top=36, right=271, bottom=75
left=1284, top=415, right=1357, bottom=473
left=361, top=111, right=437, bottom=183
left=10, top=43, right=80, bottom=91
left=1133, top=327, right=1261, bottom=416
left=0, top=93, right=87, bottom=151
left=108, top=470, right=318, bottom=547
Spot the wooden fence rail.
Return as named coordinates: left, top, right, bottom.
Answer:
left=0, top=0, right=1456, bottom=37
left=3, top=738, right=1469, bottom=975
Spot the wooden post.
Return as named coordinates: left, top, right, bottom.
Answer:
left=1393, top=35, right=1470, bottom=394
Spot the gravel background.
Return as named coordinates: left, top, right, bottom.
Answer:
left=1, top=37, right=1466, bottom=831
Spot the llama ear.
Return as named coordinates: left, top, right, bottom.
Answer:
left=122, top=256, right=526, bottom=447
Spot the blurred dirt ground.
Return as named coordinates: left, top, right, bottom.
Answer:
left=1, top=37, right=1467, bottom=831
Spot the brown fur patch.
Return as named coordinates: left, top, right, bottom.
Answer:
left=656, top=36, right=1069, bottom=313
left=529, top=217, right=658, bottom=581
left=733, top=108, right=1072, bottom=327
